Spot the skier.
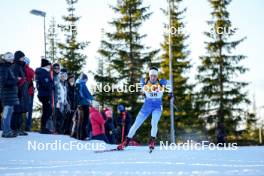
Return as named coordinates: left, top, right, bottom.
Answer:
left=117, top=66, right=170, bottom=151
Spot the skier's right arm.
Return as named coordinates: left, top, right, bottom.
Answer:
left=139, top=78, right=146, bottom=96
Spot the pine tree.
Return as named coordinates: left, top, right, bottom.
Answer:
left=244, top=94, right=257, bottom=134
left=93, top=29, right=118, bottom=108
left=58, top=0, right=89, bottom=75
left=47, top=17, right=59, bottom=63
left=196, top=0, right=250, bottom=141
left=159, top=0, right=204, bottom=142
left=101, top=0, right=159, bottom=114
left=240, top=105, right=257, bottom=144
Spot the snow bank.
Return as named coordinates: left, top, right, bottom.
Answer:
left=0, top=132, right=264, bottom=176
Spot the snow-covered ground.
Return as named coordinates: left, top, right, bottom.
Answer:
left=0, top=132, right=264, bottom=176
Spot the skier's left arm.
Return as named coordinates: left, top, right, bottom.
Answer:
left=160, top=79, right=174, bottom=98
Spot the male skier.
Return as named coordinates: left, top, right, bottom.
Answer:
left=117, top=66, right=171, bottom=151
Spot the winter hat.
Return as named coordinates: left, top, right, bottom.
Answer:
left=59, top=68, right=68, bottom=80
left=3, top=52, right=14, bottom=62
left=149, top=66, right=158, bottom=76
left=24, top=57, right=30, bottom=65
left=53, top=63, right=60, bottom=69
left=104, top=108, right=112, bottom=118
left=80, top=73, right=88, bottom=80
left=91, top=101, right=100, bottom=109
left=14, top=50, right=25, bottom=61
left=67, top=74, right=75, bottom=80
left=117, top=104, right=125, bottom=112
left=61, top=68, right=68, bottom=73
left=41, top=59, right=51, bottom=67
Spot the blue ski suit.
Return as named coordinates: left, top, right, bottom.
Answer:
left=127, top=78, right=168, bottom=138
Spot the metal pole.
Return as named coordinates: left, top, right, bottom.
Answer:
left=44, top=15, right=47, bottom=59
left=168, top=0, right=175, bottom=143
left=259, top=127, right=262, bottom=144
left=258, top=107, right=264, bottom=144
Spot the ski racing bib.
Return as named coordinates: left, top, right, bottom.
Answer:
left=143, top=81, right=165, bottom=99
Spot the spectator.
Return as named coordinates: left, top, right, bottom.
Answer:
left=53, top=64, right=60, bottom=109
left=0, top=101, right=3, bottom=130
left=0, top=52, right=19, bottom=138
left=55, top=68, right=69, bottom=134
left=24, top=57, right=35, bottom=131
left=116, top=104, right=132, bottom=143
left=216, top=123, right=226, bottom=144
left=64, top=74, right=78, bottom=135
left=11, top=51, right=28, bottom=136
left=90, top=106, right=108, bottom=143
left=52, top=63, right=61, bottom=130
left=103, top=107, right=117, bottom=144
left=35, top=59, right=53, bottom=134
left=75, top=73, right=93, bottom=140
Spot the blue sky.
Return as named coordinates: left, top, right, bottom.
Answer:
left=0, top=0, right=264, bottom=117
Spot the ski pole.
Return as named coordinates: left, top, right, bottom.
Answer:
left=121, top=111, right=126, bottom=143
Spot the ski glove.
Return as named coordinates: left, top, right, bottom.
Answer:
left=159, top=79, right=167, bottom=86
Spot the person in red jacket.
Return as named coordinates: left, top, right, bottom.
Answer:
left=24, top=57, right=35, bottom=131
left=90, top=106, right=108, bottom=143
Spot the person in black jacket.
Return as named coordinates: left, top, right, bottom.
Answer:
left=35, top=59, right=53, bottom=134
left=0, top=101, right=3, bottom=130
left=216, top=123, right=226, bottom=145
left=0, top=52, right=19, bottom=138
left=103, top=108, right=117, bottom=144
left=10, top=51, right=28, bottom=136
left=64, top=74, right=77, bottom=135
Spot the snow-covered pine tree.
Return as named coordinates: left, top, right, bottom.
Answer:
left=47, top=17, right=59, bottom=63
left=58, top=0, right=89, bottom=75
left=93, top=29, right=118, bottom=108
left=159, top=0, right=204, bottom=141
left=196, top=0, right=250, bottom=141
left=100, top=0, right=159, bottom=114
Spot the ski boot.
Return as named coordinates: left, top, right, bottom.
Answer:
left=149, top=137, right=156, bottom=153
left=117, top=137, right=131, bottom=150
